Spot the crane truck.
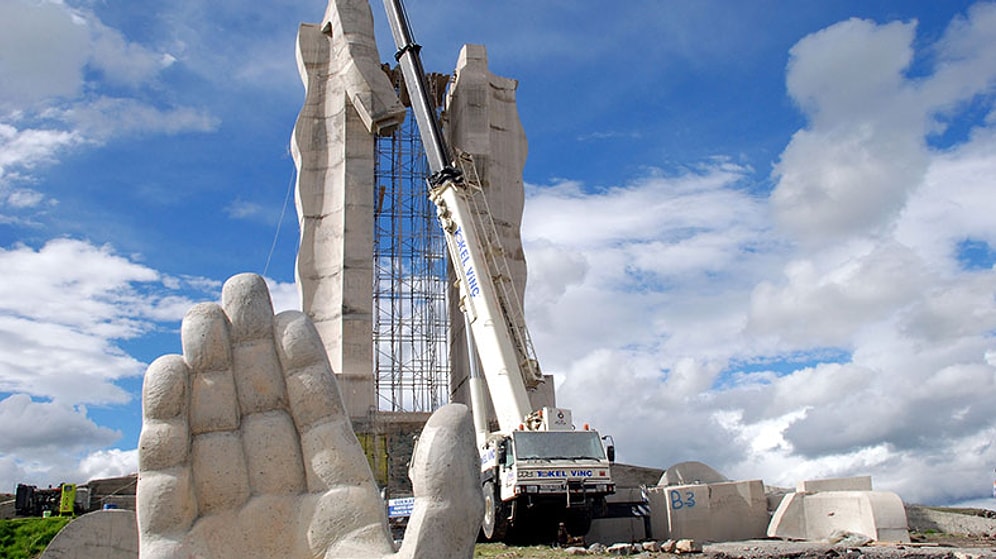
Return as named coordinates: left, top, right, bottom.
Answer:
left=382, top=0, right=616, bottom=541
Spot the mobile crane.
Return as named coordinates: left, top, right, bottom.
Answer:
left=382, top=0, right=616, bottom=541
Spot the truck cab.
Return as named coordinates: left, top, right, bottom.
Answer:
left=481, top=409, right=615, bottom=540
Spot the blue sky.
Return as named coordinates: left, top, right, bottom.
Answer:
left=3, top=0, right=996, bottom=508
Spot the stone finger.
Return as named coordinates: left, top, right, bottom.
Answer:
left=307, top=487, right=394, bottom=559
left=140, top=355, right=190, bottom=471
left=191, top=431, right=250, bottom=514
left=222, top=273, right=290, bottom=416
left=274, top=310, right=373, bottom=492
left=138, top=355, right=196, bottom=540
left=242, top=411, right=307, bottom=495
left=182, top=303, right=239, bottom=435
left=137, top=468, right=196, bottom=539
left=397, top=404, right=483, bottom=559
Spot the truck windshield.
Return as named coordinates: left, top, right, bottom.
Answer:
left=512, top=431, right=606, bottom=460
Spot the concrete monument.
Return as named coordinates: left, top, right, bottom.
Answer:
left=137, top=274, right=483, bottom=558
left=291, top=0, right=405, bottom=419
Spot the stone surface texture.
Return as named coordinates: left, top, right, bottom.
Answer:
left=768, top=489, right=911, bottom=543
left=647, top=479, right=769, bottom=543
left=40, top=509, right=139, bottom=559
left=291, top=0, right=405, bottom=419
left=137, top=273, right=482, bottom=559
left=798, top=475, right=873, bottom=493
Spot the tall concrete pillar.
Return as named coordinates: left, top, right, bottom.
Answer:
left=445, top=45, right=555, bottom=417
left=291, top=0, right=404, bottom=420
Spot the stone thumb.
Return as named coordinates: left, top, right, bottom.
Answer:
left=396, top=403, right=483, bottom=559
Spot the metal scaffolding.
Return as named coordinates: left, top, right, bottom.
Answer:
left=372, top=71, right=451, bottom=413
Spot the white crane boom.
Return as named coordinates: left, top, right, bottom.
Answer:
left=381, top=0, right=615, bottom=541
left=382, top=0, right=540, bottom=434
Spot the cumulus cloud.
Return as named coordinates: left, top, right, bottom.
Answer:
left=896, top=126, right=996, bottom=270
left=772, top=5, right=996, bottom=245
left=77, top=448, right=138, bottom=483
left=771, top=18, right=928, bottom=243
left=523, top=5, right=996, bottom=506
left=0, top=0, right=90, bottom=106
left=60, top=97, right=219, bottom=141
left=0, top=394, right=142, bottom=491
left=0, top=394, right=119, bottom=454
left=0, top=237, right=243, bottom=491
left=266, top=277, right=302, bottom=313
left=0, top=238, right=212, bottom=404
left=523, top=164, right=773, bottom=370
left=0, top=232, right=297, bottom=491
left=0, top=124, right=83, bottom=182
left=0, top=394, right=124, bottom=490
left=0, top=0, right=217, bottom=198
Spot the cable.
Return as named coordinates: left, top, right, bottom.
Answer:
left=263, top=166, right=296, bottom=277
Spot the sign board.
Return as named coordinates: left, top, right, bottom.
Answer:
left=388, top=497, right=415, bottom=518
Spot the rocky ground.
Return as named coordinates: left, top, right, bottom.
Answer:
left=477, top=505, right=996, bottom=559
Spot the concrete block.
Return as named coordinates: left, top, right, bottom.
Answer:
left=766, top=488, right=791, bottom=513
left=647, top=480, right=768, bottom=543
left=41, top=509, right=139, bottom=559
left=797, top=476, right=872, bottom=493
left=588, top=517, right=648, bottom=546
left=0, top=499, right=14, bottom=520
left=767, top=490, right=910, bottom=543
left=658, top=461, right=727, bottom=487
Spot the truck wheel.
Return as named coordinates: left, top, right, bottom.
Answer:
left=481, top=481, right=508, bottom=541
left=564, top=507, right=592, bottom=536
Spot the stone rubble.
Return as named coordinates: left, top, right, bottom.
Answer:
left=565, top=539, right=703, bottom=556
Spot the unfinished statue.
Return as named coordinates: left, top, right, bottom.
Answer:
left=137, top=274, right=483, bottom=558
left=138, top=1, right=485, bottom=556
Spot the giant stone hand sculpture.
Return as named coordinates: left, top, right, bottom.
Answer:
left=137, top=273, right=483, bottom=558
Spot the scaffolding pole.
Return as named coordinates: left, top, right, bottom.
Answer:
left=372, top=69, right=451, bottom=413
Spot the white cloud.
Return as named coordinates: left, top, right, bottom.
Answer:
left=0, top=237, right=225, bottom=492
left=522, top=5, right=996, bottom=506
left=77, top=448, right=138, bottom=483
left=0, top=123, right=83, bottom=181
left=523, top=164, right=775, bottom=372
left=896, top=126, right=996, bottom=271
left=747, top=240, right=931, bottom=347
left=88, top=19, right=174, bottom=88
left=0, top=237, right=291, bottom=492
left=266, top=277, right=302, bottom=313
left=0, top=394, right=119, bottom=454
left=61, top=97, right=219, bottom=141
left=0, top=1, right=217, bottom=197
left=0, top=0, right=90, bottom=107
left=772, top=18, right=928, bottom=243
left=0, top=394, right=144, bottom=491
left=142, top=0, right=314, bottom=98
left=923, top=3, right=996, bottom=111
left=0, top=394, right=125, bottom=491
left=6, top=188, right=46, bottom=209
left=0, top=238, right=211, bottom=404
left=224, top=197, right=287, bottom=226
left=772, top=6, right=996, bottom=247
left=0, top=1, right=172, bottom=109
